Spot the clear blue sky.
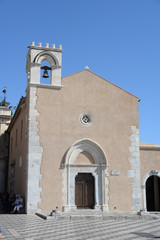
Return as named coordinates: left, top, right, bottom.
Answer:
left=0, top=0, right=160, bottom=144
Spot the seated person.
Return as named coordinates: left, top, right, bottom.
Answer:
left=10, top=195, right=24, bottom=213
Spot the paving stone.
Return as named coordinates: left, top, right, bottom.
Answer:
left=0, top=214, right=160, bottom=240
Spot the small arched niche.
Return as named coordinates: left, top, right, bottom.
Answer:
left=74, top=151, right=95, bottom=165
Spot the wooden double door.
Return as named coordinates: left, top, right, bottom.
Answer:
left=75, top=173, right=95, bottom=209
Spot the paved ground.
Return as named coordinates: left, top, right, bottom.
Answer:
left=0, top=214, right=160, bottom=240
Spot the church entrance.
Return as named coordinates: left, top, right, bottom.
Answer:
left=146, top=175, right=160, bottom=211
left=75, top=173, right=95, bottom=209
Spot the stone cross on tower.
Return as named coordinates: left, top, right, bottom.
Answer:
left=26, top=42, right=63, bottom=87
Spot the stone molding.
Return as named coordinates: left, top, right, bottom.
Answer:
left=26, top=87, right=43, bottom=213
left=34, top=51, right=59, bottom=66
left=28, top=83, right=62, bottom=90
left=140, top=146, right=160, bottom=151
left=29, top=42, right=63, bottom=52
left=128, top=126, right=141, bottom=211
left=64, top=139, right=107, bottom=165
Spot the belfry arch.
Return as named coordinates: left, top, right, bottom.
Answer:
left=62, top=139, right=109, bottom=212
left=34, top=51, right=59, bottom=66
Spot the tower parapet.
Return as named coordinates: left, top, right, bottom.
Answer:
left=26, top=42, right=63, bottom=87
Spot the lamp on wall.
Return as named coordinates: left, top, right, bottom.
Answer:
left=41, top=66, right=51, bottom=78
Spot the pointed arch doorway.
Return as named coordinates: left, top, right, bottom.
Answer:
left=146, top=175, right=160, bottom=211
left=62, top=139, right=109, bottom=212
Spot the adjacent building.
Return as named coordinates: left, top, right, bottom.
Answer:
left=0, top=99, right=11, bottom=194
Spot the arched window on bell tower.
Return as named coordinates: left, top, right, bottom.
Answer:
left=40, top=60, right=51, bottom=85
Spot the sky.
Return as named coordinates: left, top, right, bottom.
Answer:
left=0, top=0, right=160, bottom=144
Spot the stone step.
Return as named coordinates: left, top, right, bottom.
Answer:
left=36, top=211, right=160, bottom=221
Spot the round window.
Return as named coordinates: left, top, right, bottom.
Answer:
left=80, top=113, right=92, bottom=126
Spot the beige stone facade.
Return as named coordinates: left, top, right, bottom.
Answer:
left=6, top=42, right=160, bottom=214
left=7, top=97, right=28, bottom=199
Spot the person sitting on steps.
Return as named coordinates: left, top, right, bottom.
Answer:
left=10, top=195, right=24, bottom=214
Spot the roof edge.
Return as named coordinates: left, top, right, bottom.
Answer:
left=140, top=142, right=160, bottom=151
left=7, top=97, right=26, bottom=132
left=62, top=69, right=139, bottom=99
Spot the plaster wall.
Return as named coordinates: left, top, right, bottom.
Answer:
left=8, top=98, right=28, bottom=200
left=35, top=70, right=139, bottom=212
left=140, top=145, right=160, bottom=180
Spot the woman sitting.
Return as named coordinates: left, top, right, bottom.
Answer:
left=10, top=195, right=24, bottom=213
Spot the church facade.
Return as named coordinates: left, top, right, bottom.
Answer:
left=7, top=42, right=160, bottom=214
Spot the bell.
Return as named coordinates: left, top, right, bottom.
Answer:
left=42, top=69, right=49, bottom=78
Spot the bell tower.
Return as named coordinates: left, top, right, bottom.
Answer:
left=26, top=42, right=63, bottom=213
left=26, top=42, right=62, bottom=87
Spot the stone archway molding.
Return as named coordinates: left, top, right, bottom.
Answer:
left=64, top=139, right=107, bottom=165
left=34, top=51, right=59, bottom=67
left=62, top=139, right=109, bottom=212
